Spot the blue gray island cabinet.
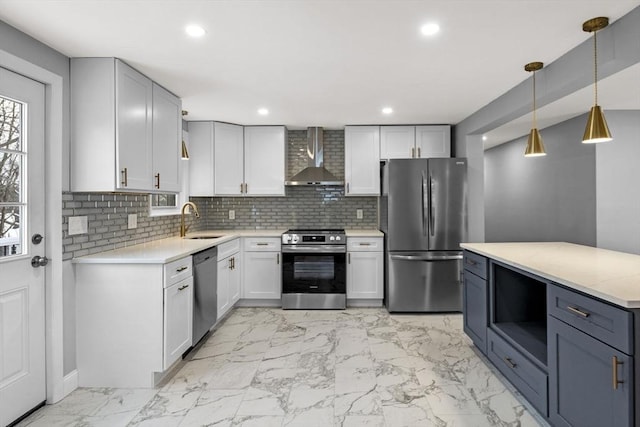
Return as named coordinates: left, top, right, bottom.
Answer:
left=460, top=242, right=640, bottom=427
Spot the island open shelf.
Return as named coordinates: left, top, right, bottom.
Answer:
left=491, top=261, right=547, bottom=367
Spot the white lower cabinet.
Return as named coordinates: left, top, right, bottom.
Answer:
left=242, top=237, right=282, bottom=300
left=217, top=239, right=241, bottom=320
left=347, top=237, right=384, bottom=301
left=163, top=277, right=193, bottom=368
left=75, top=256, right=193, bottom=388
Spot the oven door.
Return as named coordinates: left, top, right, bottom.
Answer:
left=282, top=246, right=346, bottom=294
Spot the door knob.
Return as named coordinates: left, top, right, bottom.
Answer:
left=31, top=255, right=49, bottom=268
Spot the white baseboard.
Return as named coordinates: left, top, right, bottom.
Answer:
left=62, top=370, right=78, bottom=397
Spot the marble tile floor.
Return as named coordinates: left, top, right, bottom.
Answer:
left=16, top=308, right=549, bottom=427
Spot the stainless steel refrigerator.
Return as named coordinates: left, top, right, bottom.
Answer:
left=380, top=158, right=467, bottom=312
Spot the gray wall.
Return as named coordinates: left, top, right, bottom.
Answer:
left=484, top=115, right=596, bottom=245
left=596, top=111, right=640, bottom=254
left=454, top=6, right=640, bottom=244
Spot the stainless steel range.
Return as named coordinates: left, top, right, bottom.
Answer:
left=281, top=229, right=347, bottom=309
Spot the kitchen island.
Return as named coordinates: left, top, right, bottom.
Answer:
left=461, top=242, right=640, bottom=427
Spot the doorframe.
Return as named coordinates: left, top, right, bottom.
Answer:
left=0, top=49, right=65, bottom=403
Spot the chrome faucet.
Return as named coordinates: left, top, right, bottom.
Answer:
left=180, top=202, right=200, bottom=237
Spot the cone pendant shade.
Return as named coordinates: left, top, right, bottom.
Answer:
left=583, top=105, right=612, bottom=143
left=525, top=128, right=546, bottom=157
left=181, top=140, right=190, bottom=159
left=582, top=17, right=612, bottom=144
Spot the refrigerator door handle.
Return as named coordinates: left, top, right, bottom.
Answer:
left=421, top=172, right=428, bottom=236
left=390, top=254, right=463, bottom=261
left=428, top=175, right=434, bottom=236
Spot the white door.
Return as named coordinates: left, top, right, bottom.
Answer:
left=152, top=83, right=182, bottom=192
left=415, top=125, right=451, bottom=158
left=0, top=67, right=46, bottom=426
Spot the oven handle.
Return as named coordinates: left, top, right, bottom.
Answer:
left=282, top=245, right=346, bottom=254
left=390, top=254, right=462, bottom=261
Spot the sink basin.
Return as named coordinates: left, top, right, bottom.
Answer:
left=185, top=235, right=223, bottom=239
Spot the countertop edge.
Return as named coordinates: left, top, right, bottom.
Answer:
left=461, top=243, right=640, bottom=309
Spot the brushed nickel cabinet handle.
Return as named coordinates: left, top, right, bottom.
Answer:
left=567, top=306, right=590, bottom=318
left=359, top=243, right=371, bottom=246
left=411, top=147, right=415, bottom=158
left=276, top=253, right=279, bottom=264
left=417, top=146, right=421, bottom=158
left=503, top=357, right=517, bottom=369
left=465, top=258, right=478, bottom=266
left=155, top=173, right=160, bottom=189
left=346, top=183, right=350, bottom=193
left=176, top=266, right=188, bottom=273
left=121, top=167, right=128, bottom=186
left=178, top=284, right=189, bottom=291
left=348, top=253, right=351, bottom=264
left=244, top=183, right=248, bottom=193
left=613, top=356, right=624, bottom=390
left=256, top=243, right=269, bottom=246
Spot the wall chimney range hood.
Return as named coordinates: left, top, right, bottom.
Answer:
left=285, top=127, right=343, bottom=186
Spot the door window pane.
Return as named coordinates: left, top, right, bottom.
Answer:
left=1, top=95, right=25, bottom=258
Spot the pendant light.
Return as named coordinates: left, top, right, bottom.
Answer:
left=582, top=17, right=612, bottom=143
left=524, top=62, right=546, bottom=157
left=181, top=109, right=190, bottom=159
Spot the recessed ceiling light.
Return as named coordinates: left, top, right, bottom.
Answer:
left=420, top=22, right=440, bottom=36
left=185, top=25, right=206, bottom=38
left=482, top=135, right=488, bottom=141
left=258, top=108, right=269, bottom=115
left=382, top=107, right=393, bottom=115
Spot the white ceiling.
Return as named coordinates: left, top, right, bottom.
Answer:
left=1, top=0, right=639, bottom=132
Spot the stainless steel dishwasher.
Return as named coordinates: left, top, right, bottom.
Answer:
left=192, top=246, right=217, bottom=346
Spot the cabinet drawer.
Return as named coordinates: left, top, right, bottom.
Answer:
left=217, top=238, right=240, bottom=260
left=243, top=237, right=281, bottom=252
left=463, top=250, right=487, bottom=279
left=347, top=237, right=383, bottom=252
left=548, top=284, right=633, bottom=354
left=164, top=256, right=192, bottom=287
left=487, top=329, right=548, bottom=416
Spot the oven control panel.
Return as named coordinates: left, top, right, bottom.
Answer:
left=282, top=230, right=345, bottom=245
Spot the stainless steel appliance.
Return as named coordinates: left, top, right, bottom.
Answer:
left=281, top=229, right=347, bottom=309
left=192, top=246, right=217, bottom=346
left=380, top=158, right=467, bottom=312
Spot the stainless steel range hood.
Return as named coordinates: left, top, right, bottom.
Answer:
left=285, top=127, right=343, bottom=186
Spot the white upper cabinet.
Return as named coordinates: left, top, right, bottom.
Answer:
left=380, top=125, right=451, bottom=159
left=115, top=61, right=153, bottom=190
left=190, top=123, right=286, bottom=197
left=71, top=58, right=181, bottom=192
left=152, top=83, right=182, bottom=192
left=244, top=126, right=285, bottom=196
left=214, top=122, right=245, bottom=196
left=344, top=126, right=380, bottom=196
left=415, top=125, right=451, bottom=158
left=188, top=122, right=214, bottom=196
left=380, top=126, right=416, bottom=159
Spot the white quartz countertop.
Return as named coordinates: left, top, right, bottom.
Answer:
left=345, top=230, right=384, bottom=237
left=461, top=242, right=640, bottom=309
left=73, top=230, right=286, bottom=264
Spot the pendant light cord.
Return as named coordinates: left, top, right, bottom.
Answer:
left=593, top=31, right=598, bottom=106
left=532, top=70, right=537, bottom=127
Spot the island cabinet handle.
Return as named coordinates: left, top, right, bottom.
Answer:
left=503, top=357, right=517, bottom=369
left=256, top=243, right=269, bottom=246
left=465, top=258, right=478, bottom=266
left=176, top=266, right=188, bottom=273
left=613, top=356, right=624, bottom=390
left=567, top=306, right=590, bottom=318
left=178, top=284, right=190, bottom=291
left=359, top=243, right=371, bottom=246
